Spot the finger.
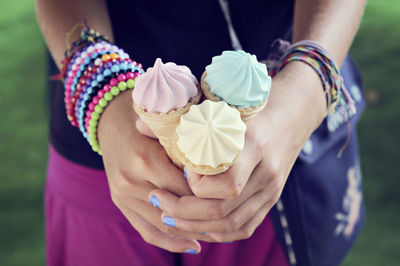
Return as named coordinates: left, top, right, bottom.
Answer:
left=148, top=162, right=268, bottom=221
left=147, top=160, right=192, bottom=196
left=120, top=204, right=201, bottom=253
left=131, top=142, right=193, bottom=196
left=167, top=187, right=271, bottom=234
left=118, top=195, right=213, bottom=242
left=207, top=200, right=273, bottom=242
left=136, top=119, right=157, bottom=139
left=188, top=136, right=262, bottom=199
left=109, top=175, right=158, bottom=202
left=149, top=190, right=226, bottom=220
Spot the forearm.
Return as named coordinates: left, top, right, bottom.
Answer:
left=35, top=0, right=113, bottom=69
left=293, top=0, right=366, bottom=66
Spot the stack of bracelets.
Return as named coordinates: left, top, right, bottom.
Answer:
left=58, top=24, right=144, bottom=155
left=270, top=40, right=356, bottom=118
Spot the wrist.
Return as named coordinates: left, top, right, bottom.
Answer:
left=97, top=90, right=138, bottom=152
left=267, top=61, right=327, bottom=135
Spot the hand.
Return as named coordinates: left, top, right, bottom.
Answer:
left=98, top=91, right=215, bottom=253
left=147, top=62, right=327, bottom=242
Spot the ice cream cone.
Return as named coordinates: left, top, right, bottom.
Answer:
left=133, top=89, right=202, bottom=169
left=201, top=71, right=268, bottom=121
left=172, top=100, right=246, bottom=175
left=172, top=133, right=240, bottom=175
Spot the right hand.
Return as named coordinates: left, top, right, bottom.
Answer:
left=97, top=91, right=210, bottom=253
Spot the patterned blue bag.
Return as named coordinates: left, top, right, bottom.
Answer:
left=271, top=56, right=366, bottom=266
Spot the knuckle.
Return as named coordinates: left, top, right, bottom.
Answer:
left=267, top=162, right=280, bottom=178
left=246, top=127, right=267, bottom=152
left=242, top=226, right=255, bottom=240
left=109, top=181, right=126, bottom=206
left=224, top=216, right=241, bottom=232
left=269, top=191, right=281, bottom=205
left=209, top=201, right=229, bottom=219
left=269, top=177, right=281, bottom=192
left=169, top=205, right=180, bottom=219
left=109, top=191, right=121, bottom=206
left=160, top=225, right=176, bottom=235
left=225, top=184, right=241, bottom=199
left=132, top=146, right=152, bottom=170
left=110, top=176, right=126, bottom=194
left=222, top=178, right=242, bottom=199
left=255, top=173, right=269, bottom=188
left=142, top=233, right=156, bottom=245
left=210, top=234, right=225, bottom=243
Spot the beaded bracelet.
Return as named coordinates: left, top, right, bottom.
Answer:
left=59, top=23, right=144, bottom=155
left=75, top=59, right=141, bottom=137
left=66, top=55, right=127, bottom=125
left=64, top=42, right=126, bottom=125
left=86, top=73, right=140, bottom=154
left=67, top=45, right=126, bottom=95
left=84, top=72, right=139, bottom=132
left=276, top=40, right=356, bottom=116
left=72, top=57, right=132, bottom=124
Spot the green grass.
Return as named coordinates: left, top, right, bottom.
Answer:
left=0, top=0, right=399, bottom=265
left=343, top=1, right=400, bottom=265
left=0, top=1, right=47, bottom=266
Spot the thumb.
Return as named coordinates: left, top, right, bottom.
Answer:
left=136, top=119, right=157, bottom=139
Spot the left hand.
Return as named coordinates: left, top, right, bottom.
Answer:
left=142, top=62, right=327, bottom=242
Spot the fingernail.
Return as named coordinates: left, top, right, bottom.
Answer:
left=201, top=232, right=206, bottom=235
left=224, top=241, right=233, bottom=243
left=184, top=168, right=188, bottom=180
left=184, top=249, right=198, bottom=255
left=163, top=216, right=176, bottom=227
left=150, top=195, right=160, bottom=208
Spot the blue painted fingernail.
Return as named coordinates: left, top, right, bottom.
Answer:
left=184, top=168, right=188, bottom=180
left=150, top=195, right=160, bottom=208
left=201, top=232, right=206, bottom=235
left=184, top=249, right=198, bottom=254
left=163, top=216, right=176, bottom=227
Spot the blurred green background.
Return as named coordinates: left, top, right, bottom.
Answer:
left=0, top=0, right=399, bottom=265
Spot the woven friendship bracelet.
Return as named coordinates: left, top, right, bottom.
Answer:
left=269, top=40, right=357, bottom=156
left=276, top=40, right=356, bottom=116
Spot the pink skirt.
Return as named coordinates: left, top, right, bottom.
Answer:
left=45, top=145, right=288, bottom=266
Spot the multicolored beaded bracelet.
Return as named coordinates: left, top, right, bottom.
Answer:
left=86, top=73, right=139, bottom=154
left=60, top=23, right=144, bottom=155
left=64, top=47, right=125, bottom=113
left=66, top=45, right=126, bottom=95
left=84, top=72, right=137, bottom=132
left=72, top=57, right=130, bottom=113
left=75, top=59, right=140, bottom=137
left=66, top=55, right=127, bottom=125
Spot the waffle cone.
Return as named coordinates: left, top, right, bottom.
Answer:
left=172, top=132, right=240, bottom=175
left=133, top=89, right=202, bottom=169
left=200, top=71, right=267, bottom=121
